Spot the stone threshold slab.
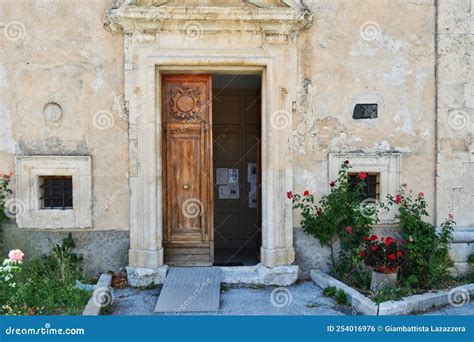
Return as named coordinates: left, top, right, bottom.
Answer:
left=127, top=263, right=299, bottom=287
left=311, top=270, right=474, bottom=316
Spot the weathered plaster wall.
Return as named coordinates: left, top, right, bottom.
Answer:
left=0, top=0, right=471, bottom=277
left=437, top=0, right=474, bottom=275
left=293, top=0, right=438, bottom=274
left=0, top=0, right=129, bottom=232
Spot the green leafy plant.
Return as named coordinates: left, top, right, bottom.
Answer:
left=0, top=250, right=24, bottom=288
left=385, top=186, right=455, bottom=288
left=322, top=286, right=337, bottom=297
left=289, top=161, right=380, bottom=277
left=322, top=286, right=350, bottom=306
left=0, top=235, right=89, bottom=315
left=371, top=286, right=413, bottom=303
left=50, top=233, right=83, bottom=283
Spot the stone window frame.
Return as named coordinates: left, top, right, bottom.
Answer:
left=15, top=156, right=92, bottom=229
left=328, top=152, right=402, bottom=223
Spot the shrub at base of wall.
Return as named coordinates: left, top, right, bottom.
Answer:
left=1, top=223, right=129, bottom=277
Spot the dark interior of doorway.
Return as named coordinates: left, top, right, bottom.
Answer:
left=212, top=74, right=262, bottom=266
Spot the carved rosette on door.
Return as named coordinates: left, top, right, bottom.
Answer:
left=169, top=86, right=204, bottom=121
left=162, top=75, right=213, bottom=266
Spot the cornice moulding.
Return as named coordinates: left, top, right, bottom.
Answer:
left=106, top=5, right=313, bottom=35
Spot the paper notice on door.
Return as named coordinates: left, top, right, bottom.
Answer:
left=216, top=168, right=229, bottom=184
left=228, top=168, right=239, bottom=183
left=248, top=190, right=257, bottom=208
left=219, top=183, right=240, bottom=199
left=247, top=163, right=257, bottom=182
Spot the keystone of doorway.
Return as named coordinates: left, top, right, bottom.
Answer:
left=126, top=265, right=169, bottom=287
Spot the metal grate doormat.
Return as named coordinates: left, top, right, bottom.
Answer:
left=154, top=267, right=221, bottom=313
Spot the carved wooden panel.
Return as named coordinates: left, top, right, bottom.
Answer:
left=169, top=86, right=204, bottom=121
left=162, top=74, right=213, bottom=265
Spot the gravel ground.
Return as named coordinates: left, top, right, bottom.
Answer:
left=110, top=281, right=348, bottom=316
left=109, top=281, right=473, bottom=316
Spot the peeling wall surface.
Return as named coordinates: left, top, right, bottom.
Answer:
left=0, top=0, right=472, bottom=277
left=436, top=0, right=474, bottom=274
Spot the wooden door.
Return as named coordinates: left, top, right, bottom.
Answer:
left=213, top=89, right=261, bottom=260
left=162, top=74, right=213, bottom=266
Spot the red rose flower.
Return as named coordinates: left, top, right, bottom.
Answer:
left=370, top=245, right=377, bottom=251
left=345, top=226, right=352, bottom=234
left=363, top=236, right=369, bottom=241
left=369, top=234, right=378, bottom=241
left=358, top=172, right=368, bottom=180
left=397, top=251, right=403, bottom=257
left=388, top=254, right=396, bottom=261
left=419, top=192, right=424, bottom=197
left=330, top=181, right=336, bottom=187
left=385, top=237, right=393, bottom=245
left=303, top=190, right=310, bottom=196
left=286, top=191, right=293, bottom=199
left=344, top=160, right=350, bottom=165
left=395, top=194, right=402, bottom=204
left=359, top=251, right=365, bottom=257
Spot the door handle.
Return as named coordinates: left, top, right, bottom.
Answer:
left=183, top=184, right=190, bottom=190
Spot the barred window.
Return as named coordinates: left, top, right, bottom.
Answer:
left=40, top=176, right=73, bottom=209
left=349, top=173, right=380, bottom=200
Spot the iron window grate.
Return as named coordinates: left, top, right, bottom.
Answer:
left=349, top=173, right=380, bottom=200
left=40, top=176, right=73, bottom=209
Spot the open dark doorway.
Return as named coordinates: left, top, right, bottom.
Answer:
left=212, top=74, right=262, bottom=266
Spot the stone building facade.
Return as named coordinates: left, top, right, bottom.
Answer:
left=0, top=0, right=472, bottom=284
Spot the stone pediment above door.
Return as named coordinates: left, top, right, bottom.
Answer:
left=107, top=0, right=312, bottom=37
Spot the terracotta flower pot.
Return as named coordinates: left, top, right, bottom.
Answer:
left=375, top=265, right=399, bottom=274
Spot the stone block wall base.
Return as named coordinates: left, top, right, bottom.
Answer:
left=221, top=263, right=299, bottom=286
left=126, top=265, right=169, bottom=287
left=260, top=247, right=296, bottom=267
